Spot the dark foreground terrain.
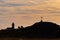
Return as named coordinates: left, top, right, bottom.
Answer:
left=0, top=20, right=60, bottom=38
left=0, top=38, right=60, bottom=40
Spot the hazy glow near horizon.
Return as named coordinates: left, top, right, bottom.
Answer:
left=0, top=0, right=60, bottom=29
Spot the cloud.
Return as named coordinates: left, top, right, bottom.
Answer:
left=0, top=0, right=4, bottom=3
left=0, top=3, right=33, bottom=7
left=0, top=9, right=8, bottom=12
left=21, top=16, right=31, bottom=20
left=0, top=0, right=60, bottom=14
left=0, top=0, right=35, bottom=7
left=0, top=0, right=50, bottom=7
left=7, top=3, right=33, bottom=7
left=14, top=10, right=43, bottom=14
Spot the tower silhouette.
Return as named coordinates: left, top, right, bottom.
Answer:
left=12, top=22, right=15, bottom=29
left=41, top=17, right=43, bottom=22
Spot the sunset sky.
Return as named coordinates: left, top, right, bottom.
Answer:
left=0, top=0, right=60, bottom=29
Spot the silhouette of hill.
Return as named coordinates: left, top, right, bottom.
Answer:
left=0, top=20, right=60, bottom=38
left=25, top=21, right=59, bottom=38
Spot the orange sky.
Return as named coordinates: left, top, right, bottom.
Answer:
left=0, top=0, right=60, bottom=29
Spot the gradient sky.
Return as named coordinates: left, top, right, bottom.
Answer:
left=0, top=0, right=60, bottom=29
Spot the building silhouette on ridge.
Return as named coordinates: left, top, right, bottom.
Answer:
left=12, top=22, right=15, bottom=29
left=6, top=22, right=15, bottom=30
